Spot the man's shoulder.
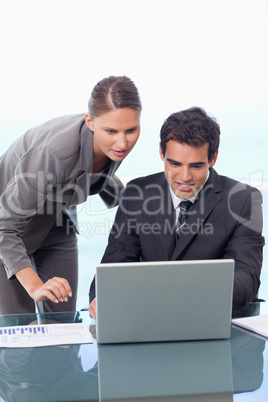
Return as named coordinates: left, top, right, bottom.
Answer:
left=219, top=174, right=261, bottom=195
left=127, top=172, right=165, bottom=187
left=127, top=172, right=166, bottom=190
left=210, top=168, right=261, bottom=196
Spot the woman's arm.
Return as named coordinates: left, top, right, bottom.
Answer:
left=15, top=267, right=72, bottom=304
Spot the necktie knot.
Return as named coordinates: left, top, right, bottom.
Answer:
left=179, top=200, right=192, bottom=214
left=176, top=200, right=192, bottom=240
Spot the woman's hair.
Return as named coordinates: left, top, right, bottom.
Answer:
left=160, top=107, right=220, bottom=161
left=88, top=76, right=142, bottom=119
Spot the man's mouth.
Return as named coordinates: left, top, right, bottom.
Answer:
left=177, top=183, right=194, bottom=191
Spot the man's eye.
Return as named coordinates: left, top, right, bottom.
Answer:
left=106, top=129, right=116, bottom=134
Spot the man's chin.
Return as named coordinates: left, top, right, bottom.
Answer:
left=173, top=189, right=194, bottom=199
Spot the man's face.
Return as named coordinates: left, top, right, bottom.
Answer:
left=160, top=140, right=218, bottom=199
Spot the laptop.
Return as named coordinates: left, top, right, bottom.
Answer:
left=96, top=259, right=234, bottom=344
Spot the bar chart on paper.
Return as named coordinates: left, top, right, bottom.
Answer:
left=0, top=323, right=92, bottom=348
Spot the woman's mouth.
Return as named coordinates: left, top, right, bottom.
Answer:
left=112, top=149, right=128, bottom=158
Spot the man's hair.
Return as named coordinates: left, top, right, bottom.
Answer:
left=160, top=107, right=220, bottom=161
left=88, top=76, right=142, bottom=119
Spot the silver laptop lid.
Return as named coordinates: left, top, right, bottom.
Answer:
left=96, top=259, right=234, bottom=344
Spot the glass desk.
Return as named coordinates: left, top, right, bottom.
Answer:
left=0, top=306, right=267, bottom=402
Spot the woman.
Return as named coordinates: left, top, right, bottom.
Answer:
left=0, top=75, right=141, bottom=314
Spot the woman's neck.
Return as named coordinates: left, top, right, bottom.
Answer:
left=93, top=154, right=110, bottom=173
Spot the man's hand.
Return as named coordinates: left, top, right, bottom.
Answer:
left=15, top=267, right=72, bottom=304
left=89, top=323, right=96, bottom=340
left=89, top=298, right=96, bottom=319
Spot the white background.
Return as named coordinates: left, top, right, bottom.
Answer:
left=0, top=0, right=267, bottom=309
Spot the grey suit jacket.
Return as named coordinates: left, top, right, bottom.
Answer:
left=89, top=168, right=265, bottom=306
left=0, top=114, right=124, bottom=279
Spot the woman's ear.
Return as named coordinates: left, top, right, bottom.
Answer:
left=85, top=113, right=94, bottom=131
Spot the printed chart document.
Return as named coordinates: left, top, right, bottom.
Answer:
left=0, top=322, right=93, bottom=348
left=232, top=314, right=268, bottom=339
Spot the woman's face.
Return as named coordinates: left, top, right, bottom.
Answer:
left=85, top=108, right=140, bottom=162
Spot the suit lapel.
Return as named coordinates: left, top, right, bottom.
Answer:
left=68, top=122, right=93, bottom=205
left=69, top=124, right=121, bottom=205
left=171, top=168, right=222, bottom=260
left=149, top=174, right=176, bottom=260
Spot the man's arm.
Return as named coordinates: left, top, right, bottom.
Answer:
left=89, top=183, right=142, bottom=308
left=225, top=187, right=265, bottom=305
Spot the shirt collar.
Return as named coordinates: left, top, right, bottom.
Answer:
left=169, top=170, right=210, bottom=210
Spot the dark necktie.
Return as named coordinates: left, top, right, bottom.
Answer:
left=176, top=200, right=192, bottom=240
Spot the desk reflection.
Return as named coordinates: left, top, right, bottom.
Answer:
left=0, top=316, right=265, bottom=402
left=231, top=327, right=265, bottom=394
left=98, top=338, right=233, bottom=401
left=0, top=312, right=99, bottom=402
left=0, top=345, right=99, bottom=402
left=98, top=328, right=265, bottom=402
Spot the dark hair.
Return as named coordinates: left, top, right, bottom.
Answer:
left=88, top=76, right=142, bottom=119
left=160, top=107, right=220, bottom=161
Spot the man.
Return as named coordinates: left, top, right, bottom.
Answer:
left=89, top=107, right=264, bottom=318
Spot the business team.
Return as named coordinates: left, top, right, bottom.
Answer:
left=0, top=76, right=264, bottom=316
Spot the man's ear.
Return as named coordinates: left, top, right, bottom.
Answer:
left=159, top=144, right=165, bottom=161
left=85, top=113, right=94, bottom=131
left=209, top=149, right=219, bottom=167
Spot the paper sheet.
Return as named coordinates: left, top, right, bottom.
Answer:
left=232, top=314, right=268, bottom=339
left=0, top=322, right=93, bottom=348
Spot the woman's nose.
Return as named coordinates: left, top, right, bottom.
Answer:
left=117, top=133, right=127, bottom=149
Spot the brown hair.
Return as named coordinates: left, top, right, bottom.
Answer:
left=160, top=107, right=220, bottom=161
left=88, top=76, right=142, bottom=119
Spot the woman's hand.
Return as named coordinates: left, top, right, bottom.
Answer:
left=15, top=267, right=72, bottom=304
left=30, top=277, right=72, bottom=303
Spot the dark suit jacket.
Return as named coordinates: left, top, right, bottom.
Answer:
left=89, top=168, right=265, bottom=306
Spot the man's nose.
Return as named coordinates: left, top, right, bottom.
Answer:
left=179, top=167, right=192, bottom=182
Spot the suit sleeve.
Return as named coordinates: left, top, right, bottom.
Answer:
left=0, top=147, right=64, bottom=279
left=224, top=187, right=265, bottom=305
left=99, top=174, right=125, bottom=208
